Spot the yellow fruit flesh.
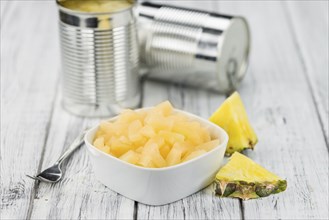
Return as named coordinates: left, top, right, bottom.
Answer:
left=209, top=92, right=258, bottom=156
left=59, top=0, right=133, bottom=13
left=93, top=101, right=220, bottom=168
left=216, top=152, right=281, bottom=182
left=215, top=152, right=287, bottom=199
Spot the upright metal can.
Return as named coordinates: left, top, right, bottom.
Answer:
left=137, top=2, right=250, bottom=93
left=57, top=0, right=140, bottom=117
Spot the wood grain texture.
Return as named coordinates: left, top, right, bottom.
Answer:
left=285, top=1, right=329, bottom=145
left=136, top=0, right=242, bottom=219
left=138, top=80, right=241, bottom=220
left=1, top=1, right=328, bottom=220
left=217, top=1, right=329, bottom=219
left=0, top=1, right=60, bottom=219
left=29, top=93, right=135, bottom=219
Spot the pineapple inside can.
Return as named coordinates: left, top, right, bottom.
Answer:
left=93, top=101, right=220, bottom=168
left=58, top=0, right=134, bottom=13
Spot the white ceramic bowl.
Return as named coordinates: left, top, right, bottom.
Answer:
left=84, top=108, right=228, bottom=205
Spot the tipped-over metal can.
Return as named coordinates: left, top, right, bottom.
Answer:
left=57, top=0, right=140, bottom=117
left=137, top=2, right=250, bottom=93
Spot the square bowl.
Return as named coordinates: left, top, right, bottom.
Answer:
left=84, top=108, right=228, bottom=205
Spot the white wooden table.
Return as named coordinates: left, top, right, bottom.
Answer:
left=1, top=1, right=328, bottom=219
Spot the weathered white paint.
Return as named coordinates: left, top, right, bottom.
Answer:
left=218, top=1, right=329, bottom=219
left=0, top=1, right=60, bottom=219
left=1, top=1, right=328, bottom=220
left=286, top=1, right=329, bottom=144
left=138, top=81, right=241, bottom=220
left=29, top=93, right=135, bottom=219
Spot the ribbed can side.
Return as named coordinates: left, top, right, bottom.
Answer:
left=59, top=20, right=139, bottom=117
left=146, top=21, right=201, bottom=70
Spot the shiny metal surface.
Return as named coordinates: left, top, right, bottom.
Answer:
left=26, top=131, right=86, bottom=183
left=137, top=2, right=250, bottom=93
left=57, top=1, right=140, bottom=117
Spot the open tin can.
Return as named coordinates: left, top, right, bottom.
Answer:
left=137, top=2, right=251, bottom=93
left=57, top=0, right=140, bottom=117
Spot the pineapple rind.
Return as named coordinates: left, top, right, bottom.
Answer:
left=215, top=180, right=287, bottom=200
left=215, top=152, right=287, bottom=199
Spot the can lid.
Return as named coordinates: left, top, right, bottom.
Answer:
left=216, top=17, right=250, bottom=92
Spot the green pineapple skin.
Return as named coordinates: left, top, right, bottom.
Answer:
left=215, top=180, right=287, bottom=200
left=224, top=137, right=258, bottom=157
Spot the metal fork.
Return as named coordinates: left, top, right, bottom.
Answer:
left=26, top=131, right=86, bottom=183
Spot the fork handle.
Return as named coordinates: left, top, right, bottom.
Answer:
left=56, top=131, right=86, bottom=165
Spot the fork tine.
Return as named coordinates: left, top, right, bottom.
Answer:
left=26, top=174, right=40, bottom=181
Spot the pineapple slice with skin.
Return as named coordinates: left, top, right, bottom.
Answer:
left=215, top=152, right=287, bottom=200
left=209, top=92, right=258, bottom=156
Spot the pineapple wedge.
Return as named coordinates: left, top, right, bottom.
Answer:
left=215, top=152, right=287, bottom=200
left=209, top=92, right=258, bottom=156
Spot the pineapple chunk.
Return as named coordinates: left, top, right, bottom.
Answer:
left=167, top=113, right=188, bottom=122
left=109, top=136, right=132, bottom=157
left=135, top=147, right=143, bottom=153
left=195, top=139, right=220, bottom=152
left=159, top=145, right=171, bottom=158
left=209, top=92, right=258, bottom=156
left=146, top=135, right=165, bottom=148
left=172, top=121, right=203, bottom=146
left=111, top=122, right=129, bottom=137
left=137, top=154, right=155, bottom=168
left=119, top=150, right=140, bottom=165
left=172, top=142, right=190, bottom=157
left=166, top=145, right=183, bottom=166
left=128, top=120, right=143, bottom=141
left=145, top=113, right=174, bottom=132
left=118, top=109, right=142, bottom=124
left=200, top=127, right=211, bottom=142
left=159, top=130, right=185, bottom=146
left=140, top=125, right=156, bottom=138
left=94, top=137, right=111, bottom=154
left=154, top=100, right=174, bottom=116
left=93, top=101, right=220, bottom=168
left=215, top=152, right=287, bottom=200
left=93, top=137, right=105, bottom=149
left=128, top=120, right=147, bottom=147
left=183, top=150, right=207, bottom=162
left=144, top=142, right=167, bottom=168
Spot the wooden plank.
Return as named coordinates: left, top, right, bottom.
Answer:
left=0, top=1, right=60, bottom=219
left=285, top=0, right=329, bottom=144
left=139, top=81, right=241, bottom=220
left=137, top=1, right=242, bottom=219
left=137, top=81, right=241, bottom=220
left=29, top=93, right=135, bottom=219
left=217, top=1, right=329, bottom=219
